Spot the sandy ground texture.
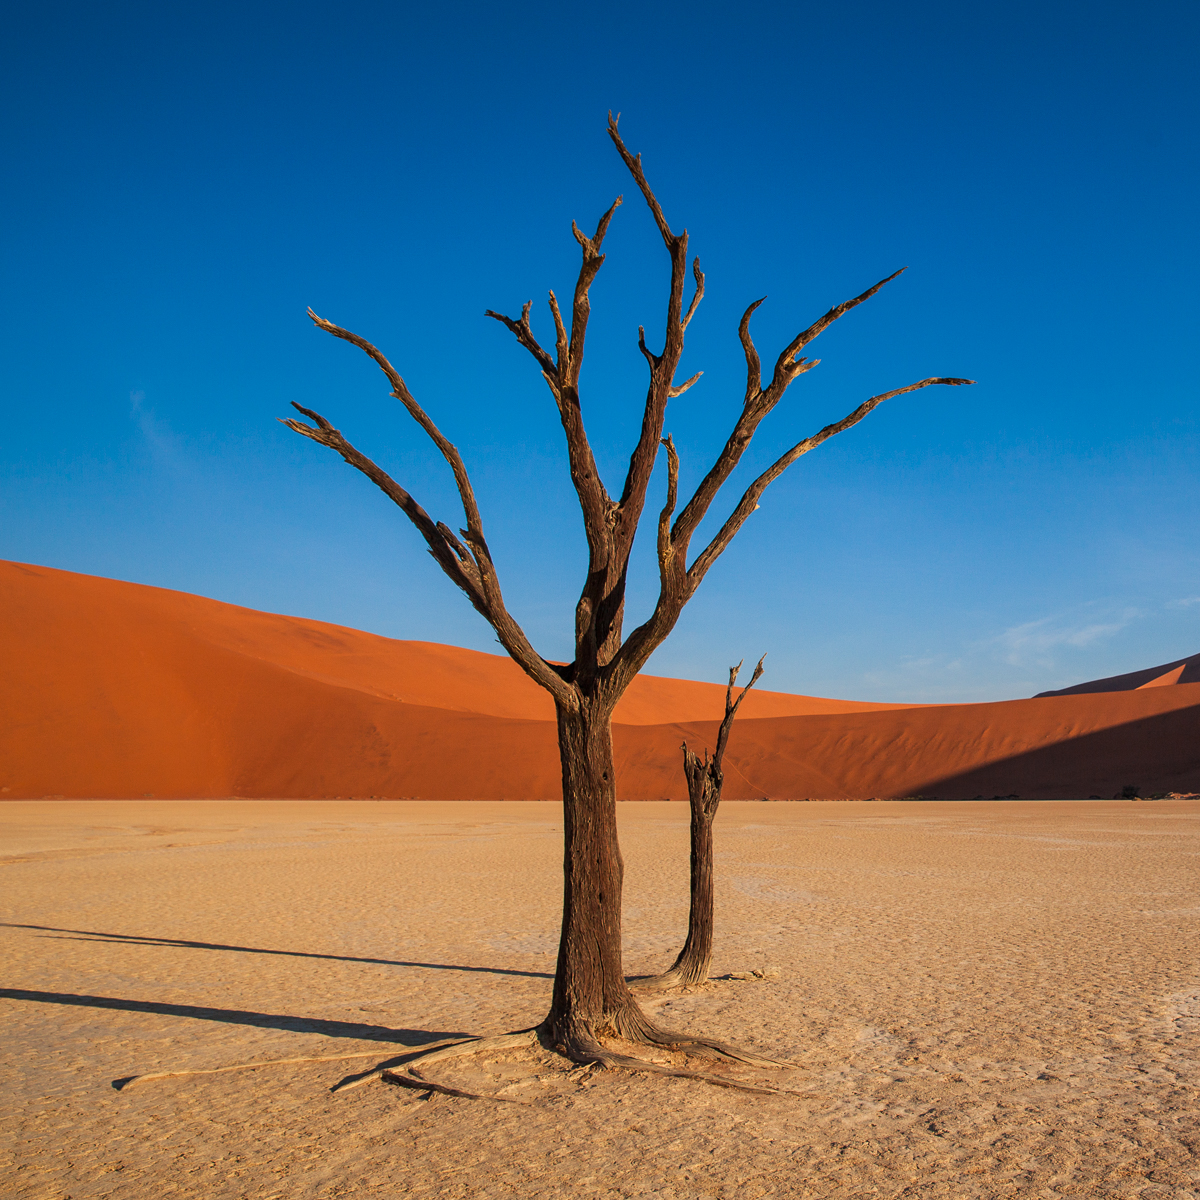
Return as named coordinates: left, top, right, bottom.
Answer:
left=3, top=798, right=1199, bottom=1199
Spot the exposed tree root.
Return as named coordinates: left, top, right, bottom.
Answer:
left=114, top=1009, right=794, bottom=1101
left=628, top=967, right=695, bottom=992
left=331, top=1029, right=538, bottom=1093
left=382, top=1068, right=533, bottom=1104
left=631, top=966, right=779, bottom=992
left=568, top=1046, right=792, bottom=1096
left=358, top=1021, right=797, bottom=1101
left=552, top=1026, right=797, bottom=1096
left=332, top=1008, right=795, bottom=1101
left=110, top=1040, right=463, bottom=1091
left=594, top=1002, right=794, bottom=1071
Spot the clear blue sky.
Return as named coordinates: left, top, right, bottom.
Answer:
left=3, top=0, right=1197, bottom=702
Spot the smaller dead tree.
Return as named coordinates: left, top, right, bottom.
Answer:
left=639, top=656, right=765, bottom=990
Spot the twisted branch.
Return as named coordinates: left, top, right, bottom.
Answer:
left=486, top=200, right=621, bottom=571
left=294, top=121, right=973, bottom=718
left=280, top=404, right=486, bottom=613
left=656, top=434, right=680, bottom=580
left=738, top=298, right=766, bottom=403
left=307, top=309, right=486, bottom=540
left=483, top=301, right=557, bottom=379
left=671, top=269, right=907, bottom=552
left=681, top=257, right=705, bottom=332
left=686, top=377, right=975, bottom=590
left=287, top=319, right=575, bottom=707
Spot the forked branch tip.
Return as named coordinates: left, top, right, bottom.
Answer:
left=288, top=401, right=333, bottom=430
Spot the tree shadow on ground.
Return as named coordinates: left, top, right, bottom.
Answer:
left=0, top=922, right=552, bottom=979
left=0, top=986, right=477, bottom=1093
left=0, top=987, right=468, bottom=1045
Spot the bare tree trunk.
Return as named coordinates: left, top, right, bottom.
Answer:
left=545, top=699, right=645, bottom=1049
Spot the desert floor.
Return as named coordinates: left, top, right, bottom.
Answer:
left=2, top=799, right=1199, bottom=1199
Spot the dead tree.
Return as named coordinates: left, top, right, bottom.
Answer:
left=639, top=656, right=765, bottom=991
left=282, top=113, right=973, bottom=1076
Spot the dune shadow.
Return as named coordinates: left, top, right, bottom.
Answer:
left=910, top=704, right=1200, bottom=799
left=0, top=987, right=469, bottom=1048
left=0, top=923, right=552, bottom=979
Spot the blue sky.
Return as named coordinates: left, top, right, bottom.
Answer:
left=2, top=0, right=1197, bottom=702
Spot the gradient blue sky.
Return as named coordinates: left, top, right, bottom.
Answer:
left=3, top=0, right=1197, bottom=702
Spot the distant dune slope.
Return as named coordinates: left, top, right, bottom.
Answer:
left=1035, top=652, right=1200, bottom=696
left=650, top=688, right=1200, bottom=800
left=4, top=560, right=1198, bottom=799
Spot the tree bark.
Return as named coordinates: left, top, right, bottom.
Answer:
left=545, top=697, right=647, bottom=1049
left=667, top=755, right=718, bottom=984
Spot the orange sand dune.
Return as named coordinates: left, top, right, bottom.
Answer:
left=626, top=685, right=1200, bottom=800
left=0, top=560, right=907, bottom=724
left=4, top=560, right=1198, bottom=800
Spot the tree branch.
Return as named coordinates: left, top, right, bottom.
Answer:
left=291, top=325, right=577, bottom=708
left=566, top=196, right=623, bottom=387
left=671, top=270, right=907, bottom=550
left=611, top=372, right=973, bottom=692
left=686, top=377, right=975, bottom=590
left=484, top=301, right=558, bottom=380
left=656, top=434, right=680, bottom=578
left=714, top=655, right=766, bottom=769
left=681, top=257, right=705, bottom=332
left=280, top=404, right=487, bottom=611
left=609, top=115, right=693, bottom=560
left=738, top=298, right=766, bottom=404
left=669, top=372, right=702, bottom=399
left=297, top=125, right=975, bottom=735
left=767, top=268, right=905, bottom=391
left=435, top=521, right=475, bottom=566
left=306, top=309, right=487, bottom=542
left=487, top=202, right=622, bottom=602
left=726, top=656, right=766, bottom=719
left=607, top=112, right=676, bottom=247
left=637, top=325, right=656, bottom=369
left=548, top=291, right=569, bottom=369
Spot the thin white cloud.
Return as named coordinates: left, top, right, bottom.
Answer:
left=857, top=605, right=1148, bottom=703
left=991, top=609, right=1138, bottom=667
left=1166, top=596, right=1200, bottom=610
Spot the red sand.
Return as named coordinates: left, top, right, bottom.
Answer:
left=4, top=560, right=1198, bottom=800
